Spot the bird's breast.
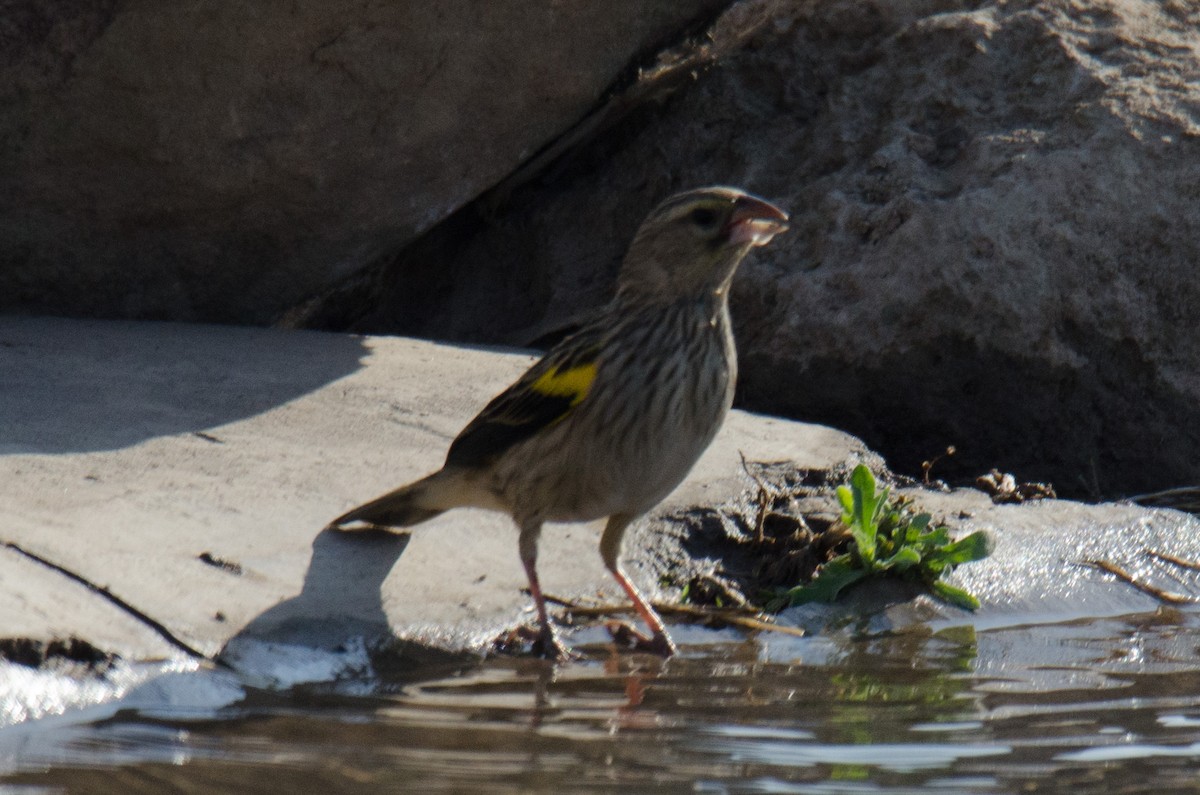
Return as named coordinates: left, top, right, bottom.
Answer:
left=491, top=301, right=737, bottom=523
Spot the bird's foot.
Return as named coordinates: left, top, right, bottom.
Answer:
left=531, top=628, right=578, bottom=662
left=495, top=624, right=578, bottom=662
left=606, top=621, right=677, bottom=657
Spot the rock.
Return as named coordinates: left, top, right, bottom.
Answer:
left=306, top=0, right=1200, bottom=497
left=0, top=0, right=727, bottom=323
left=0, top=317, right=864, bottom=678
left=640, top=463, right=1200, bottom=638
left=3, top=316, right=1200, bottom=710
left=769, top=488, right=1200, bottom=637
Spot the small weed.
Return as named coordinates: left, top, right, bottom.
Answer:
left=774, top=465, right=991, bottom=611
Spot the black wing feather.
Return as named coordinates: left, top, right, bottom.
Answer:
left=445, top=327, right=603, bottom=469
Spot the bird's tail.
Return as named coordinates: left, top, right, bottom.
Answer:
left=326, top=468, right=480, bottom=531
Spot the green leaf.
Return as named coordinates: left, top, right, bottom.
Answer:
left=927, top=531, right=992, bottom=567
left=850, top=526, right=876, bottom=566
left=874, top=487, right=891, bottom=526
left=786, top=555, right=871, bottom=605
left=902, top=514, right=932, bottom=544
left=763, top=593, right=789, bottom=612
left=846, top=465, right=881, bottom=564
left=836, top=484, right=854, bottom=517
left=849, top=466, right=880, bottom=524
left=915, top=526, right=951, bottom=548
left=768, top=466, right=988, bottom=614
left=929, top=580, right=981, bottom=610
left=878, top=546, right=922, bottom=572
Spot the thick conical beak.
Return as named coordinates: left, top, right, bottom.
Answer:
left=727, top=194, right=789, bottom=247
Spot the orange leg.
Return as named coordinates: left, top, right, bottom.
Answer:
left=600, top=513, right=677, bottom=657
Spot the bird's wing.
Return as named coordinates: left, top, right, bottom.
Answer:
left=444, top=328, right=604, bottom=469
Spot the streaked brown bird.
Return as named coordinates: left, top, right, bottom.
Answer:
left=327, top=186, right=788, bottom=658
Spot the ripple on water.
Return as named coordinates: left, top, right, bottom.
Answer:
left=1, top=611, right=1199, bottom=792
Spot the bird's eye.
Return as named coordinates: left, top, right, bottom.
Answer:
left=689, top=207, right=719, bottom=229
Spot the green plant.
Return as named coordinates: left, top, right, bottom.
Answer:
left=779, top=465, right=991, bottom=610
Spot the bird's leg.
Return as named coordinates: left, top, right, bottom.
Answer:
left=600, top=513, right=677, bottom=657
left=518, top=520, right=572, bottom=661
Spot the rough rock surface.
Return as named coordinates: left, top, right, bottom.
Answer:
left=3, top=316, right=1200, bottom=725
left=647, top=477, right=1200, bottom=638
left=305, top=0, right=1200, bottom=498
left=0, top=0, right=727, bottom=323
left=0, top=317, right=863, bottom=673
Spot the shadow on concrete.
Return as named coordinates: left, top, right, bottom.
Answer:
left=0, top=317, right=368, bottom=454
left=218, top=527, right=475, bottom=677
left=218, top=528, right=410, bottom=668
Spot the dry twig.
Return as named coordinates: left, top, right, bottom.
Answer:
left=1078, top=559, right=1195, bottom=605
left=1146, top=549, right=1200, bottom=572
left=544, top=593, right=806, bottom=639
left=739, top=451, right=773, bottom=544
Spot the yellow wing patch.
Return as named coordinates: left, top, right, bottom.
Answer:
left=529, top=361, right=598, bottom=407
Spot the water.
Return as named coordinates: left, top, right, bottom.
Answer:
left=3, top=610, right=1200, bottom=793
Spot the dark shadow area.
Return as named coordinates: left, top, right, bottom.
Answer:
left=219, top=528, right=472, bottom=675
left=288, top=3, right=764, bottom=347
left=0, top=316, right=368, bottom=454
left=287, top=1, right=1200, bottom=504
left=739, top=334, right=1200, bottom=501
left=221, top=527, right=407, bottom=652
left=220, top=528, right=392, bottom=665
left=291, top=203, right=583, bottom=345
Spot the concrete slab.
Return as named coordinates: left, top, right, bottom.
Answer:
left=0, top=317, right=867, bottom=671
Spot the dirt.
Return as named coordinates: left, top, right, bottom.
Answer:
left=0, top=636, right=114, bottom=673
left=646, top=463, right=864, bottom=610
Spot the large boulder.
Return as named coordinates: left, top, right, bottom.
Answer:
left=303, top=0, right=1200, bottom=497
left=0, top=0, right=728, bottom=322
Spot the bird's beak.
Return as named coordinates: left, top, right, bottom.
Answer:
left=727, top=195, right=789, bottom=247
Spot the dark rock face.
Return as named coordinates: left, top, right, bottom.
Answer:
left=0, top=0, right=727, bottom=323
left=310, top=0, right=1200, bottom=497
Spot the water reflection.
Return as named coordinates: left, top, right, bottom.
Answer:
left=3, top=610, right=1200, bottom=792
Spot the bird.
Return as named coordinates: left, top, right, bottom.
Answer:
left=326, top=186, right=788, bottom=659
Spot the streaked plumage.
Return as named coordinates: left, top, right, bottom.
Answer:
left=328, top=186, right=788, bottom=659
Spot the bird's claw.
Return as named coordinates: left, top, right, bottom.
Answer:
left=605, top=620, right=677, bottom=657
left=532, top=630, right=578, bottom=662
left=497, top=624, right=578, bottom=662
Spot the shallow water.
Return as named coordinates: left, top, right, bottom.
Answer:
left=3, top=610, right=1200, bottom=793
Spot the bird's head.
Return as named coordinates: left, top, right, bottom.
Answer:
left=617, top=186, right=788, bottom=303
